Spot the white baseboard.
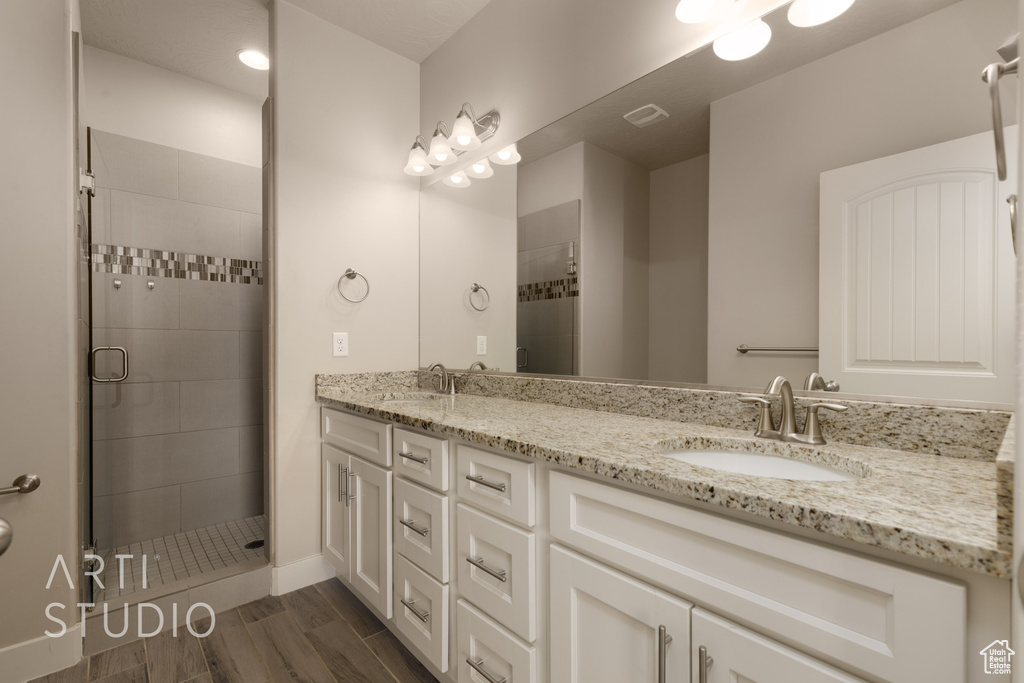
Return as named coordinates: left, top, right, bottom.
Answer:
left=0, top=624, right=83, bottom=681
left=272, top=555, right=335, bottom=595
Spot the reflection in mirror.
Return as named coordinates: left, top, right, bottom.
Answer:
left=419, top=0, right=1018, bottom=405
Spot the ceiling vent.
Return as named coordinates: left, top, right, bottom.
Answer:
left=623, top=104, right=670, bottom=128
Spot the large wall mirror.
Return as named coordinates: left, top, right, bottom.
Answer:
left=419, top=0, right=1018, bottom=406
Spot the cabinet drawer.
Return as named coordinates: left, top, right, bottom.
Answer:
left=549, top=470, right=965, bottom=683
left=457, top=445, right=535, bottom=527
left=394, top=478, right=450, bottom=583
left=394, top=427, right=449, bottom=492
left=457, top=504, right=536, bottom=642
left=322, top=408, right=392, bottom=466
left=394, top=554, right=449, bottom=673
left=457, top=600, right=537, bottom=683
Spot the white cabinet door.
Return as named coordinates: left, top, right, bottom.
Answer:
left=350, top=454, right=394, bottom=618
left=550, top=545, right=691, bottom=683
left=322, top=443, right=350, bottom=578
left=692, top=609, right=865, bottom=683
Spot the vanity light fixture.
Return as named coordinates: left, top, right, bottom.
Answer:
left=713, top=18, right=772, bottom=61
left=428, top=123, right=458, bottom=166
left=403, top=136, right=434, bottom=176
left=443, top=170, right=472, bottom=188
left=448, top=103, right=485, bottom=150
left=237, top=49, right=269, bottom=70
left=674, top=0, right=733, bottom=24
left=489, top=143, right=521, bottom=165
left=466, top=158, right=494, bottom=179
left=787, top=0, right=856, bottom=27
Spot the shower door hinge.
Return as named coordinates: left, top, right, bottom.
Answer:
left=79, top=170, right=95, bottom=197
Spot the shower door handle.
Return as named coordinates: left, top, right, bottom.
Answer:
left=982, top=58, right=1019, bottom=181
left=90, top=346, right=129, bottom=382
left=516, top=346, right=528, bottom=369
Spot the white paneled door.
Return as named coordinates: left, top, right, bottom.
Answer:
left=820, top=127, right=1017, bottom=403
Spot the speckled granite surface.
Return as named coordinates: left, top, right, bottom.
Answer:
left=996, top=415, right=1015, bottom=553
left=432, top=372, right=1011, bottom=461
left=317, top=380, right=1010, bottom=577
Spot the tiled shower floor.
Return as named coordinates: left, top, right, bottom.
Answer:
left=97, top=515, right=266, bottom=602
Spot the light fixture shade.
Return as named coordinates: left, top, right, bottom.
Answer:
left=428, top=129, right=457, bottom=166
left=489, top=143, right=521, bottom=165
left=674, top=0, right=733, bottom=24
left=237, top=49, right=270, bottom=70
left=787, top=0, right=855, bottom=27
left=403, top=141, right=434, bottom=176
left=713, top=19, right=772, bottom=61
left=466, top=158, right=494, bottom=179
left=443, top=171, right=472, bottom=188
left=448, top=110, right=482, bottom=151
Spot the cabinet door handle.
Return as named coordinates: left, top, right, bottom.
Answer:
left=467, top=556, right=507, bottom=582
left=698, top=645, right=714, bottom=683
left=658, top=625, right=673, bottom=683
left=399, top=451, right=429, bottom=464
left=467, top=658, right=506, bottom=683
left=399, top=518, right=429, bottom=537
left=347, top=471, right=356, bottom=506
left=465, top=473, right=506, bottom=492
left=338, top=465, right=346, bottom=503
left=400, top=598, right=430, bottom=623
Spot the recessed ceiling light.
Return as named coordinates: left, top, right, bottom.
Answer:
left=237, top=49, right=269, bottom=71
left=787, top=0, right=856, bottom=27
left=713, top=18, right=772, bottom=61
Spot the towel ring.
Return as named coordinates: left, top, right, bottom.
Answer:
left=470, top=283, right=490, bottom=311
left=338, top=268, right=370, bottom=303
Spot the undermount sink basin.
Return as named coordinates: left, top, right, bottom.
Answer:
left=662, top=449, right=859, bottom=482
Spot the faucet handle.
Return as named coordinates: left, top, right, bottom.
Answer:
left=738, top=396, right=775, bottom=434
left=802, top=402, right=848, bottom=444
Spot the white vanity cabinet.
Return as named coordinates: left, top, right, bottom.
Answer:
left=550, top=545, right=691, bottom=683
left=321, top=409, right=395, bottom=619
left=548, top=470, right=966, bottom=683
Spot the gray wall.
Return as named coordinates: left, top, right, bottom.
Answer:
left=90, top=130, right=263, bottom=550
left=649, top=154, right=709, bottom=384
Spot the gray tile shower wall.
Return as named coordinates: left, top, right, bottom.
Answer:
left=90, top=130, right=263, bottom=550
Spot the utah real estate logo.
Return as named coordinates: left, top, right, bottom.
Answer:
left=980, top=640, right=1014, bottom=675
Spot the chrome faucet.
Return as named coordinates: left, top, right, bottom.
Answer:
left=427, top=363, right=449, bottom=393
left=803, top=372, right=840, bottom=392
left=469, top=361, right=488, bottom=371
left=739, top=375, right=848, bottom=445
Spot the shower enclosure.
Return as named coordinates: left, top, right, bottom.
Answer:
left=84, top=128, right=267, bottom=605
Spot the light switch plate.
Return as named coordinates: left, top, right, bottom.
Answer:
left=476, top=336, right=487, bottom=355
left=333, top=332, right=349, bottom=357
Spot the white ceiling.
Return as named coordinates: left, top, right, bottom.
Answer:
left=80, top=0, right=491, bottom=100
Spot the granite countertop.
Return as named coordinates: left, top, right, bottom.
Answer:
left=317, top=386, right=1010, bottom=578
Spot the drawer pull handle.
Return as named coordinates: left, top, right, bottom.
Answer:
left=658, top=625, right=673, bottom=683
left=467, top=658, right=506, bottom=683
left=400, top=518, right=429, bottom=537
left=698, top=645, right=714, bottom=683
left=400, top=598, right=430, bottom=623
left=399, top=451, right=430, bottom=464
left=467, top=556, right=507, bottom=582
left=466, top=474, right=506, bottom=492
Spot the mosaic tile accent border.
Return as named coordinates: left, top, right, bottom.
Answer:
left=518, top=276, right=579, bottom=302
left=91, top=244, right=263, bottom=285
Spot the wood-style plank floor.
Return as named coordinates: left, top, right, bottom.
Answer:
left=31, top=578, right=439, bottom=683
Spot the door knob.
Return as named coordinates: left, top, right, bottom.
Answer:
left=0, top=518, right=11, bottom=557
